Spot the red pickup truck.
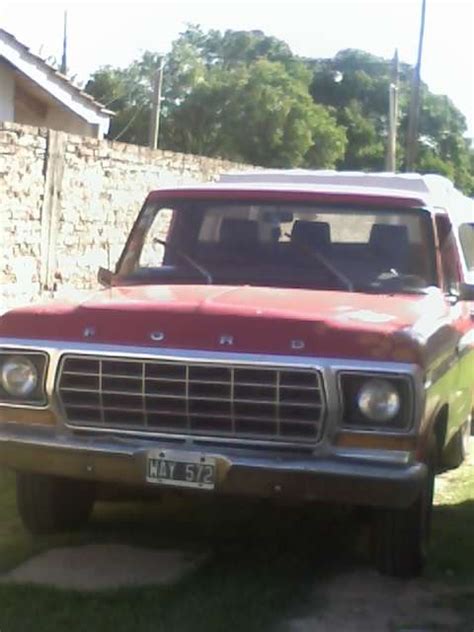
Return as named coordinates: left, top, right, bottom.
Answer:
left=1, top=170, right=473, bottom=577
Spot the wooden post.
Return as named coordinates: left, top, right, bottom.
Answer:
left=385, top=49, right=399, bottom=172
left=148, top=57, right=164, bottom=150
left=40, top=130, right=66, bottom=295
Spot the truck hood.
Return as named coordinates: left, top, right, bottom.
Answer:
left=0, top=284, right=453, bottom=364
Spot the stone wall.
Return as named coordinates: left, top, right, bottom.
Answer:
left=0, top=122, right=252, bottom=310
left=0, top=125, right=47, bottom=309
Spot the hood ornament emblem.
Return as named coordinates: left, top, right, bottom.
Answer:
left=291, top=339, right=305, bottom=350
left=83, top=327, right=96, bottom=338
left=150, top=331, right=165, bottom=342
left=219, top=335, right=234, bottom=346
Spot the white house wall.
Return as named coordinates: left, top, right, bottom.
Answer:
left=44, top=106, right=96, bottom=138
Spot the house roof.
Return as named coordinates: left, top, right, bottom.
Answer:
left=0, top=28, right=112, bottom=135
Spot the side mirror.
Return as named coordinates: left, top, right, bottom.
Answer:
left=98, top=267, right=113, bottom=287
left=459, top=282, right=474, bottom=302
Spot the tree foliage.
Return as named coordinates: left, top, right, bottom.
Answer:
left=86, top=26, right=473, bottom=193
left=87, top=26, right=345, bottom=167
left=162, top=58, right=346, bottom=167
left=309, top=48, right=473, bottom=192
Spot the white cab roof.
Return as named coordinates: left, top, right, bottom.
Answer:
left=217, top=170, right=474, bottom=213
left=220, top=169, right=451, bottom=195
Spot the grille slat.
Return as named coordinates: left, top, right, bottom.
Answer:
left=61, top=374, right=318, bottom=390
left=58, top=355, right=325, bottom=445
left=61, top=388, right=321, bottom=407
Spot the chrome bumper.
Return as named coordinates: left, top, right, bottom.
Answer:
left=0, top=425, right=426, bottom=509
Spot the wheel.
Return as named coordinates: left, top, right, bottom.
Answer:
left=16, top=472, right=95, bottom=535
left=441, top=416, right=471, bottom=470
left=372, top=440, right=436, bottom=578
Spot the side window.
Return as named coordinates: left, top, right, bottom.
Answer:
left=139, top=208, right=174, bottom=268
left=459, top=223, right=474, bottom=271
left=435, top=214, right=462, bottom=293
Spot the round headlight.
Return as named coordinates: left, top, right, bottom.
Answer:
left=1, top=356, right=38, bottom=397
left=357, top=378, right=400, bottom=423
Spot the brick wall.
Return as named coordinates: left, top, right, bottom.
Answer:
left=0, top=122, right=253, bottom=311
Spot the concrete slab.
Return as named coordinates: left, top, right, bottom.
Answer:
left=1, top=544, right=208, bottom=591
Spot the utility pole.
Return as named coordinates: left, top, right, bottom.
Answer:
left=385, top=49, right=399, bottom=172
left=60, top=10, right=68, bottom=75
left=405, top=0, right=427, bottom=171
left=148, top=57, right=164, bottom=150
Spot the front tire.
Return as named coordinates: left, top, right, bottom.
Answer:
left=16, top=472, right=95, bottom=535
left=441, top=416, right=471, bottom=470
left=372, top=442, right=435, bottom=578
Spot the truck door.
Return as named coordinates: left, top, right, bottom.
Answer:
left=435, top=212, right=473, bottom=440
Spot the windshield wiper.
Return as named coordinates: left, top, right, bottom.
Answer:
left=285, top=233, right=354, bottom=291
left=153, top=238, right=213, bottom=284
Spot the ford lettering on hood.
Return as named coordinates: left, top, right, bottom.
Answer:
left=0, top=284, right=456, bottom=365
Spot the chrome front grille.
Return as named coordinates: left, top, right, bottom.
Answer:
left=57, top=355, right=325, bottom=445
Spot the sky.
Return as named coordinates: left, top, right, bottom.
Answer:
left=1, top=0, right=473, bottom=136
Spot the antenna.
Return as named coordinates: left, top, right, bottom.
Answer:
left=60, top=10, right=68, bottom=75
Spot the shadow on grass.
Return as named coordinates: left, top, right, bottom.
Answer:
left=429, top=499, right=474, bottom=580
left=0, top=468, right=369, bottom=632
left=427, top=476, right=474, bottom=630
left=2, top=463, right=474, bottom=632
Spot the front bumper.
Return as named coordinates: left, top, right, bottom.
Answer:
left=0, top=424, right=426, bottom=509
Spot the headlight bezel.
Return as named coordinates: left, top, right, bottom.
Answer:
left=0, top=351, right=49, bottom=406
left=338, top=372, right=413, bottom=432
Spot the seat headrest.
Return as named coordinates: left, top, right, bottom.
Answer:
left=219, top=218, right=259, bottom=248
left=291, top=221, right=331, bottom=249
left=369, top=224, right=409, bottom=250
left=369, top=224, right=410, bottom=269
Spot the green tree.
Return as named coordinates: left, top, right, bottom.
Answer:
left=308, top=49, right=473, bottom=193
left=308, top=49, right=408, bottom=171
left=416, top=92, right=474, bottom=194
left=87, top=27, right=346, bottom=168
left=163, top=59, right=345, bottom=167
left=86, top=29, right=473, bottom=193
left=165, top=24, right=295, bottom=70
left=86, top=52, right=162, bottom=144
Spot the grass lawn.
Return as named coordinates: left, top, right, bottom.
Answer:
left=0, top=445, right=473, bottom=632
left=428, top=449, right=474, bottom=629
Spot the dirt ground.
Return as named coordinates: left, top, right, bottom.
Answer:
left=287, top=446, right=474, bottom=632
left=288, top=571, right=462, bottom=632
left=2, top=544, right=208, bottom=590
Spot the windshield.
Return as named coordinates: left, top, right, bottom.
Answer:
left=117, top=200, right=437, bottom=293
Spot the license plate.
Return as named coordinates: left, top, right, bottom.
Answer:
left=146, top=450, right=216, bottom=490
